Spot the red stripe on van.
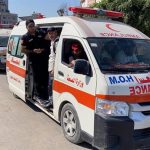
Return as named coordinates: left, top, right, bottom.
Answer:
left=97, top=94, right=150, bottom=103
left=53, top=80, right=95, bottom=110
left=7, top=61, right=26, bottom=78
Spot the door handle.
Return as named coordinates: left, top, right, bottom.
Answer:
left=23, top=60, right=26, bottom=66
left=58, top=71, right=64, bottom=77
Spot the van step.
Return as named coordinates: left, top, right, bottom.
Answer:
left=26, top=98, right=55, bottom=119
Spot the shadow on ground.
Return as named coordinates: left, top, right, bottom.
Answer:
left=26, top=101, right=93, bottom=149
left=26, top=100, right=42, bottom=112
left=78, top=142, right=93, bottom=149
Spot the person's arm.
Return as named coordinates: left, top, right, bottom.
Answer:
left=21, top=40, right=43, bottom=55
left=21, top=41, right=42, bottom=54
left=21, top=40, right=30, bottom=54
left=21, top=35, right=34, bottom=55
left=69, top=56, right=75, bottom=67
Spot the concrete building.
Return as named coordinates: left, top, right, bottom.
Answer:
left=19, top=12, right=45, bottom=21
left=80, top=0, right=101, bottom=7
left=0, top=0, right=17, bottom=26
left=0, top=0, right=8, bottom=10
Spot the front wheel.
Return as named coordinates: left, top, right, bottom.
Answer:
left=61, top=103, right=82, bottom=144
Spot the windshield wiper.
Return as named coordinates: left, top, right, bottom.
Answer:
left=101, top=67, right=131, bottom=73
left=101, top=66, right=150, bottom=73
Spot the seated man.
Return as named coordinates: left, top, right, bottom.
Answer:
left=100, top=40, right=118, bottom=65
left=115, top=40, right=138, bottom=64
left=69, top=42, right=87, bottom=67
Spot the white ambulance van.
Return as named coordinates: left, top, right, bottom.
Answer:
left=6, top=7, right=150, bottom=150
left=0, top=28, right=11, bottom=70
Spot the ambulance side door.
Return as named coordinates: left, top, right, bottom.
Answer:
left=55, top=37, right=97, bottom=136
left=7, top=35, right=26, bottom=100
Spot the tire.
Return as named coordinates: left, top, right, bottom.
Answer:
left=61, top=103, right=83, bottom=144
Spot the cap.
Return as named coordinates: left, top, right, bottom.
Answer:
left=47, top=27, right=56, bottom=32
left=26, top=19, right=35, bottom=27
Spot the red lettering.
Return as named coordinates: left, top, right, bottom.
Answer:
left=135, top=86, right=141, bottom=95
left=100, top=33, right=141, bottom=39
left=109, top=33, right=115, bottom=37
left=148, top=85, right=150, bottom=93
left=100, top=33, right=106, bottom=36
left=129, top=87, right=135, bottom=95
left=129, top=84, right=150, bottom=95
left=141, top=85, right=148, bottom=94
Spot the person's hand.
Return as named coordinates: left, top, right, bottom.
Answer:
left=68, top=63, right=73, bottom=68
left=33, top=48, right=43, bottom=54
left=71, top=60, right=75, bottom=66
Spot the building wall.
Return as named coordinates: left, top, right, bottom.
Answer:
left=0, top=3, right=6, bottom=12
left=2, top=0, right=8, bottom=10
left=0, top=13, right=17, bottom=24
left=0, top=0, right=8, bottom=10
left=0, top=0, right=17, bottom=25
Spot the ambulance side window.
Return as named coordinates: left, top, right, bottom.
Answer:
left=61, top=39, right=88, bottom=66
left=8, top=36, right=24, bottom=58
left=16, top=40, right=24, bottom=57
left=8, top=36, right=19, bottom=56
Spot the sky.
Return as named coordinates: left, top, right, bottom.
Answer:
left=9, top=0, right=80, bottom=17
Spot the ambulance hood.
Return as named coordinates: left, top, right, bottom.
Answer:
left=81, top=19, right=149, bottom=39
left=102, top=73, right=150, bottom=103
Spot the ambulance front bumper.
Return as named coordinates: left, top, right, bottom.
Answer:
left=93, top=114, right=150, bottom=150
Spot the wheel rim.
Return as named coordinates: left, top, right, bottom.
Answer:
left=63, top=110, right=77, bottom=137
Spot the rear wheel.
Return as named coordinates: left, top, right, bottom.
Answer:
left=61, top=103, right=82, bottom=144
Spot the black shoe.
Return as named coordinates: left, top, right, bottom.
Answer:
left=34, top=96, right=51, bottom=108
left=40, top=100, right=51, bottom=108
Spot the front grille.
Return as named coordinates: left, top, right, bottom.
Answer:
left=134, top=128, right=150, bottom=138
left=142, top=111, right=150, bottom=116
left=138, top=102, right=150, bottom=106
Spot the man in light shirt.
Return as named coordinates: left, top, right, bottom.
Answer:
left=47, top=27, right=59, bottom=103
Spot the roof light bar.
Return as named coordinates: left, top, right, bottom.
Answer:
left=69, top=7, right=123, bottom=18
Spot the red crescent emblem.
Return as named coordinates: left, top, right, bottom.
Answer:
left=106, top=23, right=120, bottom=32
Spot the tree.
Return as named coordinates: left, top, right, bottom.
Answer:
left=93, top=0, right=150, bottom=37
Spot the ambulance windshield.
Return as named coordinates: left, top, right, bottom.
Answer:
left=88, top=38, right=150, bottom=73
left=0, top=36, right=9, bottom=47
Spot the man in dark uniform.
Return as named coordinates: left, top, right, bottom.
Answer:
left=21, top=19, right=50, bottom=108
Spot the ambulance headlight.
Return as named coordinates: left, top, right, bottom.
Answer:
left=95, top=99, right=129, bottom=116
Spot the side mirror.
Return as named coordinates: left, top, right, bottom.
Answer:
left=73, top=59, right=92, bottom=76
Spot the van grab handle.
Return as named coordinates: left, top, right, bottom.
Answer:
left=58, top=71, right=64, bottom=77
